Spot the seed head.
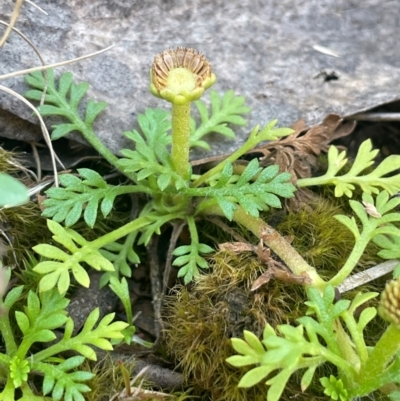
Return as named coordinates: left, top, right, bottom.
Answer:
left=379, top=278, right=400, bottom=327
left=150, top=47, right=216, bottom=105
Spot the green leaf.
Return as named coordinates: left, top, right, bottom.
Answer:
left=173, top=242, right=213, bottom=284
left=301, top=365, right=318, bottom=391
left=0, top=173, right=29, bottom=207
left=109, top=276, right=133, bottom=325
left=238, top=365, right=271, bottom=388
left=225, top=354, right=260, bottom=367
left=99, top=231, right=140, bottom=288
left=24, top=70, right=105, bottom=143
left=192, top=160, right=296, bottom=220
left=32, top=244, right=69, bottom=260
left=52, top=123, right=79, bottom=140
left=34, top=220, right=115, bottom=293
left=39, top=357, right=93, bottom=401
left=320, top=375, right=349, bottom=401
left=42, top=169, right=121, bottom=228
left=298, top=139, right=400, bottom=197
left=15, top=311, right=30, bottom=334
left=231, top=337, right=261, bottom=356
left=373, top=228, right=400, bottom=259
left=228, top=286, right=357, bottom=401
left=85, top=100, right=107, bottom=125
left=118, top=108, right=188, bottom=191
left=3, top=285, right=24, bottom=309
left=190, top=90, right=250, bottom=147
left=9, top=356, right=30, bottom=388
left=63, top=309, right=128, bottom=361
left=243, top=331, right=266, bottom=354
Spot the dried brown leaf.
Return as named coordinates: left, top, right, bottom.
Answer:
left=251, top=114, right=356, bottom=180
left=218, top=242, right=254, bottom=253
left=251, top=264, right=311, bottom=291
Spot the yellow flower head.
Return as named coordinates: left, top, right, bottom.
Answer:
left=150, top=47, right=216, bottom=105
left=379, top=278, right=400, bottom=327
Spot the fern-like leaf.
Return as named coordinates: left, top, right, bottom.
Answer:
left=42, top=168, right=127, bottom=228
left=39, top=357, right=93, bottom=401
left=117, top=108, right=187, bottom=190
left=190, top=90, right=250, bottom=149
left=297, top=139, right=400, bottom=197
left=33, top=220, right=114, bottom=294
left=99, top=232, right=140, bottom=288
left=227, top=286, right=359, bottom=401
left=173, top=243, right=214, bottom=284
left=192, top=159, right=296, bottom=220
left=24, top=69, right=107, bottom=140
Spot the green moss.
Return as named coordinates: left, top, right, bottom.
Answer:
left=164, top=251, right=308, bottom=401
left=276, top=199, right=381, bottom=275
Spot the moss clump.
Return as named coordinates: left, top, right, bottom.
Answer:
left=276, top=199, right=381, bottom=274
left=164, top=251, right=307, bottom=401
left=0, top=148, right=49, bottom=267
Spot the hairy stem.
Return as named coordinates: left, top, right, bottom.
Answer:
left=192, top=126, right=259, bottom=187
left=341, top=311, right=368, bottom=366
left=355, top=324, right=400, bottom=395
left=89, top=216, right=152, bottom=249
left=171, top=103, right=191, bottom=179
left=328, top=235, right=370, bottom=287
left=75, top=120, right=120, bottom=168
left=203, top=205, right=325, bottom=288
left=0, top=306, right=17, bottom=355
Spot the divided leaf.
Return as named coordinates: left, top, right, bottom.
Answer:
left=42, top=168, right=121, bottom=228
left=190, top=90, right=250, bottom=149
left=334, top=191, right=400, bottom=244
left=14, top=289, right=68, bottom=353
left=40, top=357, right=93, bottom=401
left=24, top=69, right=107, bottom=140
left=298, top=139, right=400, bottom=197
left=33, top=220, right=114, bottom=294
left=99, top=232, right=140, bottom=288
left=227, top=286, right=360, bottom=401
left=173, top=243, right=214, bottom=284
left=118, top=108, right=187, bottom=190
left=192, top=159, right=296, bottom=220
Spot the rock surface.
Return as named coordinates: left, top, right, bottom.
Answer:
left=1, top=0, right=399, bottom=159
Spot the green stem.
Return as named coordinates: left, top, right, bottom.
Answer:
left=0, top=305, right=17, bottom=355
left=187, top=215, right=199, bottom=244
left=203, top=204, right=325, bottom=288
left=192, top=126, right=259, bottom=187
left=171, top=103, right=191, bottom=179
left=296, top=176, right=329, bottom=188
left=76, top=120, right=120, bottom=169
left=327, top=235, right=370, bottom=287
left=89, top=212, right=183, bottom=250
left=341, top=311, right=368, bottom=365
left=357, top=324, right=400, bottom=386
left=90, top=216, right=153, bottom=249
left=320, top=346, right=357, bottom=379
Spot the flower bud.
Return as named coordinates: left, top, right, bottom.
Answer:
left=379, top=278, right=400, bottom=326
left=150, top=47, right=216, bottom=105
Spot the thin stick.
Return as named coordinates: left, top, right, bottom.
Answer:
left=0, top=20, right=46, bottom=66
left=0, top=45, right=115, bottom=81
left=346, top=113, right=400, bottom=122
left=25, top=0, right=48, bottom=15
left=0, top=0, right=23, bottom=48
left=337, top=260, right=399, bottom=294
left=29, top=142, right=41, bottom=181
left=0, top=85, right=61, bottom=186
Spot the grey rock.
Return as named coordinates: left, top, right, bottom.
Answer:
left=1, top=0, right=399, bottom=159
